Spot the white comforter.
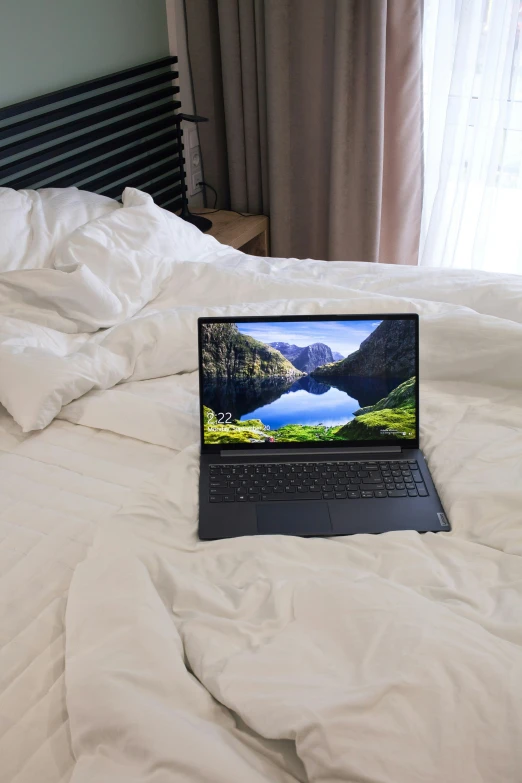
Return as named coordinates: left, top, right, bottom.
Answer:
left=1, top=188, right=522, bottom=783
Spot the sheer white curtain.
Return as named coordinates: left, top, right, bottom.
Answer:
left=421, top=0, right=522, bottom=274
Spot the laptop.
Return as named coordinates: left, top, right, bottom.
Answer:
left=197, top=313, right=449, bottom=539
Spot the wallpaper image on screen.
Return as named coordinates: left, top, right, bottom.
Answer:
left=200, top=319, right=416, bottom=444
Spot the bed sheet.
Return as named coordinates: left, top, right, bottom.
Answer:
left=0, top=409, right=175, bottom=783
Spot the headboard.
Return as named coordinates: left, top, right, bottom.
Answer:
left=0, top=56, right=185, bottom=211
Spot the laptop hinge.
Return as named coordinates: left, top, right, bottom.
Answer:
left=220, top=446, right=402, bottom=457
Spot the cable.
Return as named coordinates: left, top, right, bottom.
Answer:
left=194, top=180, right=252, bottom=217
left=232, top=209, right=256, bottom=218
left=192, top=183, right=253, bottom=218
left=192, top=181, right=258, bottom=219
left=190, top=179, right=219, bottom=213
left=198, top=181, right=218, bottom=208
left=191, top=208, right=255, bottom=218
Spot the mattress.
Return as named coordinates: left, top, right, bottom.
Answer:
left=0, top=407, right=174, bottom=783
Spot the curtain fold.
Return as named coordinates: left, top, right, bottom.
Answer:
left=187, top=0, right=422, bottom=262
left=216, top=0, right=268, bottom=214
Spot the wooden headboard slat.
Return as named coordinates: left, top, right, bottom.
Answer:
left=0, top=56, right=178, bottom=121
left=0, top=57, right=185, bottom=209
left=78, top=145, right=181, bottom=196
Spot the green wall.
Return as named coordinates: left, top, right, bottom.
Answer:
left=0, top=0, right=170, bottom=108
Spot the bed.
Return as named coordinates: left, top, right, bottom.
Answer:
left=2, top=68, right=522, bottom=783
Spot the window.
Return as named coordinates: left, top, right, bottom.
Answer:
left=421, top=0, right=522, bottom=275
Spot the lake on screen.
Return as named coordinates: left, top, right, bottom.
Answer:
left=203, top=375, right=402, bottom=430
left=242, top=379, right=358, bottom=429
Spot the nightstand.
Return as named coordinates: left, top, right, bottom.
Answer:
left=198, top=209, right=269, bottom=256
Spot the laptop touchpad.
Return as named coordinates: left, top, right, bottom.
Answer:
left=256, top=501, right=332, bottom=536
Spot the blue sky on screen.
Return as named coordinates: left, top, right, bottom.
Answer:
left=237, top=320, right=381, bottom=357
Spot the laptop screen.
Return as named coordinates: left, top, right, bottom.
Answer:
left=198, top=314, right=419, bottom=450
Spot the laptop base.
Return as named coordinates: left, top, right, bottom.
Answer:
left=198, top=448, right=449, bottom=539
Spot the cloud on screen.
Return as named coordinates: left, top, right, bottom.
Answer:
left=237, top=320, right=381, bottom=357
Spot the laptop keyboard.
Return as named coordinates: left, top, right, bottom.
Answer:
left=208, top=459, right=428, bottom=502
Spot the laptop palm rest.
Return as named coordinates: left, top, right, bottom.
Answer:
left=256, top=502, right=332, bottom=536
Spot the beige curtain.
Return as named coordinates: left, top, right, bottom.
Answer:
left=186, top=0, right=422, bottom=263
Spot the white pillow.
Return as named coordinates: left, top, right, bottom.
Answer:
left=0, top=188, right=223, bottom=335
left=50, top=188, right=182, bottom=325
left=0, top=188, right=225, bottom=431
left=138, top=190, right=223, bottom=261
left=0, top=187, right=120, bottom=272
left=50, top=188, right=222, bottom=324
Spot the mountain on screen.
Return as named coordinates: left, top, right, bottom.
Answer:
left=202, top=323, right=303, bottom=380
left=269, top=341, right=341, bottom=374
left=312, top=320, right=415, bottom=379
left=268, top=342, right=302, bottom=363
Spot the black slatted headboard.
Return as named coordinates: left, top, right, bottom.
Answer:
left=0, top=56, right=185, bottom=211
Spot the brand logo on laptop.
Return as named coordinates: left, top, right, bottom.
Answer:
left=437, top=512, right=449, bottom=527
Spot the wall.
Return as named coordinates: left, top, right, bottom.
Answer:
left=0, top=0, right=170, bottom=107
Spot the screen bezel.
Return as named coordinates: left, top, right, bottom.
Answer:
left=198, top=313, right=419, bottom=453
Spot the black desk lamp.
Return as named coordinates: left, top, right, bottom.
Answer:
left=173, top=112, right=212, bottom=233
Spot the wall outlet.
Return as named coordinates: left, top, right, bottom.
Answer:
left=187, top=139, right=203, bottom=197
left=191, top=169, right=202, bottom=194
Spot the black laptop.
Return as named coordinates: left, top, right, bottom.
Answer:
left=197, top=313, right=449, bottom=539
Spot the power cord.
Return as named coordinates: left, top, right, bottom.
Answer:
left=230, top=209, right=256, bottom=218
left=192, top=181, right=255, bottom=218
left=198, top=181, right=218, bottom=209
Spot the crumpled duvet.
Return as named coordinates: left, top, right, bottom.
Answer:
left=2, top=187, right=522, bottom=782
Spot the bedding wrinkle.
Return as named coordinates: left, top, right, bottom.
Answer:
left=64, top=370, right=522, bottom=783
left=1, top=187, right=522, bottom=782
left=0, top=408, right=175, bottom=783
